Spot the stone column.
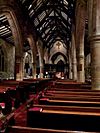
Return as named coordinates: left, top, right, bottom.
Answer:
left=37, top=40, right=44, bottom=78
left=89, top=0, right=100, bottom=90
left=71, top=25, right=77, bottom=81
left=15, top=56, right=23, bottom=81
left=32, top=62, right=36, bottom=79
left=88, top=0, right=93, bottom=38
left=32, top=42, right=37, bottom=79
left=28, top=35, right=37, bottom=79
left=76, top=2, right=86, bottom=82
left=44, top=49, right=49, bottom=64
left=40, top=65, right=44, bottom=78
left=69, top=45, right=72, bottom=79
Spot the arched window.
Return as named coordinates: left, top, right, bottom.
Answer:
left=0, top=48, right=4, bottom=71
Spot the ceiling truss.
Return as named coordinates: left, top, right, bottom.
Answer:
left=19, top=0, right=75, bottom=49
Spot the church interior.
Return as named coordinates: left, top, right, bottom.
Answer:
left=0, top=0, right=100, bottom=132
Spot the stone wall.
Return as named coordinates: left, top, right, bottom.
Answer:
left=0, top=39, right=15, bottom=79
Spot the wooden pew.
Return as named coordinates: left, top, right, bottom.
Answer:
left=54, top=80, right=91, bottom=89
left=0, top=80, right=37, bottom=109
left=0, top=112, right=14, bottom=132
left=55, top=81, right=82, bottom=89
left=41, top=94, right=100, bottom=101
left=39, top=89, right=100, bottom=100
left=0, top=79, right=19, bottom=88
left=18, top=78, right=52, bottom=95
left=23, top=78, right=53, bottom=92
left=8, top=126, right=78, bottom=133
left=27, top=105, right=100, bottom=132
left=0, top=86, right=14, bottom=115
left=44, top=90, right=100, bottom=96
left=0, top=79, right=49, bottom=109
left=31, top=104, right=100, bottom=114
left=46, top=87, right=92, bottom=92
left=0, top=81, right=31, bottom=109
left=18, top=80, right=39, bottom=93
left=42, top=89, right=100, bottom=102
left=55, top=79, right=80, bottom=84
left=37, top=86, right=100, bottom=106
left=39, top=97, right=100, bottom=107
left=14, top=80, right=41, bottom=108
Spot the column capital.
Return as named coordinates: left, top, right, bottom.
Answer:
left=89, top=35, right=100, bottom=42
left=77, top=55, right=84, bottom=59
left=15, top=55, right=23, bottom=59
left=77, top=0, right=87, bottom=5
left=15, top=55, right=23, bottom=63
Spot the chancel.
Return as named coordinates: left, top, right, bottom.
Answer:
left=0, top=0, right=100, bottom=132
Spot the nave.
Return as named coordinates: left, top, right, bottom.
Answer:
left=0, top=0, right=100, bottom=132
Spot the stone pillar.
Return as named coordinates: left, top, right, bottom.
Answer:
left=76, top=2, right=86, bottom=82
left=37, top=40, right=44, bottom=78
left=89, top=0, right=100, bottom=90
left=88, top=0, right=93, bottom=37
left=32, top=62, right=36, bottom=79
left=44, top=49, right=49, bottom=64
left=15, top=56, right=23, bottom=81
left=28, top=35, right=37, bottom=79
left=85, top=54, right=91, bottom=80
left=40, top=66, right=44, bottom=78
left=71, top=25, right=77, bottom=81
left=69, top=46, right=72, bottom=79
left=32, top=42, right=37, bottom=79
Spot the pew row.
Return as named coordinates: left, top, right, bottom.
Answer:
left=42, top=90, right=100, bottom=99
left=0, top=79, right=52, bottom=110
left=54, top=82, right=91, bottom=89
left=8, top=126, right=84, bottom=133
left=27, top=105, right=100, bottom=132
left=39, top=98, right=100, bottom=107
left=32, top=104, right=100, bottom=114
left=45, top=87, right=94, bottom=92
left=0, top=112, right=14, bottom=132
left=38, top=90, right=100, bottom=102
left=44, top=90, right=100, bottom=96
left=40, top=94, right=100, bottom=101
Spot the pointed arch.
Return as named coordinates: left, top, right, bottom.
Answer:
left=50, top=52, right=68, bottom=64
left=54, top=55, right=66, bottom=64
left=0, top=5, right=23, bottom=56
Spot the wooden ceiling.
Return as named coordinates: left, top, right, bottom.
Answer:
left=19, top=0, right=75, bottom=49
left=0, top=0, right=90, bottom=56
left=0, top=14, right=14, bottom=44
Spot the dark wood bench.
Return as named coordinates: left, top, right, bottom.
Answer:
left=23, top=78, right=53, bottom=92
left=32, top=104, right=100, bottom=114
left=46, top=87, right=92, bottom=92
left=39, top=97, right=100, bottom=107
left=41, top=89, right=100, bottom=101
left=0, top=80, right=19, bottom=87
left=55, top=81, right=82, bottom=89
left=27, top=105, right=100, bottom=132
left=54, top=80, right=91, bottom=89
left=0, top=80, right=38, bottom=109
left=0, top=112, right=14, bottom=132
left=8, top=126, right=77, bottom=133
left=41, top=94, right=100, bottom=101
left=0, top=86, right=15, bottom=115
left=44, top=90, right=100, bottom=96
